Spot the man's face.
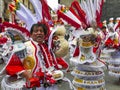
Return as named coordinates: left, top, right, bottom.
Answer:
left=31, top=26, right=45, bottom=43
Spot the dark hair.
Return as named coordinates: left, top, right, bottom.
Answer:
left=101, top=26, right=106, bottom=30
left=30, top=22, right=48, bottom=35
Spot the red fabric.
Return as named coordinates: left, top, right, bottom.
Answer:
left=96, top=0, right=104, bottom=24
left=6, top=66, right=24, bottom=76
left=0, top=37, right=8, bottom=44
left=39, top=43, right=54, bottom=68
left=96, top=10, right=101, bottom=25
left=56, top=58, right=68, bottom=69
left=71, top=1, right=87, bottom=25
left=97, top=22, right=103, bottom=29
left=57, top=10, right=81, bottom=29
left=36, top=72, right=44, bottom=79
left=73, top=46, right=80, bottom=57
left=46, top=76, right=56, bottom=84
left=0, top=24, right=5, bottom=32
left=105, top=35, right=119, bottom=49
left=26, top=77, right=40, bottom=88
left=115, top=21, right=120, bottom=31
left=93, top=47, right=98, bottom=54
left=3, top=22, right=30, bottom=37
left=105, top=38, right=113, bottom=47
left=69, top=7, right=87, bottom=28
left=6, top=54, right=25, bottom=76
left=41, top=0, right=51, bottom=21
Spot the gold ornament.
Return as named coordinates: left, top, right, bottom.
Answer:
left=80, top=54, right=85, bottom=61
left=77, top=87, right=85, bottom=90
left=23, top=56, right=35, bottom=70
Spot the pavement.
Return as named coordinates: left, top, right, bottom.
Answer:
left=0, top=55, right=120, bottom=90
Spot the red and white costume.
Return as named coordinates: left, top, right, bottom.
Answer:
left=0, top=38, right=69, bottom=90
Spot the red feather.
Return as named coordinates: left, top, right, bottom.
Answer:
left=96, top=0, right=104, bottom=24
left=57, top=10, right=81, bottom=29
left=69, top=6, right=87, bottom=29
left=41, top=0, right=52, bottom=21
left=71, top=1, right=87, bottom=25
left=3, top=22, right=30, bottom=37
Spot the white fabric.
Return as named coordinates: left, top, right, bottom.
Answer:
left=86, top=0, right=96, bottom=23
left=48, top=27, right=57, bottom=50
left=80, top=0, right=90, bottom=25
left=46, top=0, right=60, bottom=12
left=16, top=3, right=37, bottom=31
left=65, top=10, right=82, bottom=26
left=1, top=76, right=25, bottom=90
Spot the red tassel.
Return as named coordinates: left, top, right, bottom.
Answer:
left=73, top=46, right=80, bottom=57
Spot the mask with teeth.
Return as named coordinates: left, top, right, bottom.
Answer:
left=52, top=26, right=69, bottom=57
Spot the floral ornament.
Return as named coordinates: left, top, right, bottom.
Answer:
left=59, top=5, right=69, bottom=13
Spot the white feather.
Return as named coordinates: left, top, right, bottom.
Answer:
left=30, top=0, right=43, bottom=22
left=17, top=3, right=37, bottom=30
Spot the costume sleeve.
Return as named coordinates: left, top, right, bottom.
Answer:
left=5, top=54, right=25, bottom=76
left=56, top=57, right=69, bottom=70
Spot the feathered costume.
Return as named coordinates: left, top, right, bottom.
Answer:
left=56, top=0, right=106, bottom=90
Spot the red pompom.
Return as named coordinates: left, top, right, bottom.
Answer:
left=26, top=77, right=40, bottom=88
left=0, top=37, right=8, bottom=44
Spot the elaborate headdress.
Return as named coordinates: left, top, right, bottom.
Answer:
left=2, top=22, right=30, bottom=42
left=56, top=0, right=105, bottom=29
left=9, top=0, right=52, bottom=31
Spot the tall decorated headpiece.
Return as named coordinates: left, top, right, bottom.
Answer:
left=56, top=0, right=105, bottom=29
left=2, top=22, right=30, bottom=42
left=9, top=0, right=52, bottom=31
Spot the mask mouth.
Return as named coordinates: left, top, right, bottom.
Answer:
left=53, top=39, right=61, bottom=52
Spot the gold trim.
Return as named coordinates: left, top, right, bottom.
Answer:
left=23, top=56, right=35, bottom=70
left=74, top=69, right=102, bottom=76
left=74, top=78, right=104, bottom=85
left=77, top=87, right=85, bottom=90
